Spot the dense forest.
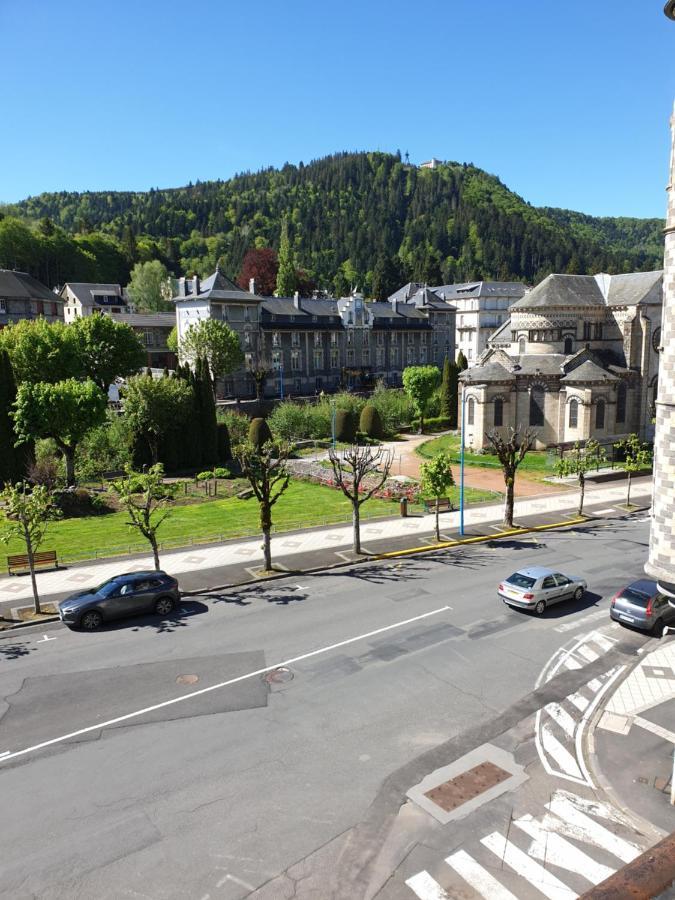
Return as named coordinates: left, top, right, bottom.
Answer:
left=0, top=152, right=665, bottom=297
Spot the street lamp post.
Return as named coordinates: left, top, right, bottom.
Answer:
left=459, top=382, right=466, bottom=536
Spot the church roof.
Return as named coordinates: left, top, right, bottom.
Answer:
left=560, top=360, right=618, bottom=384
left=489, top=317, right=511, bottom=342
left=605, top=271, right=663, bottom=307
left=433, top=281, right=527, bottom=301
left=511, top=274, right=605, bottom=310
left=459, top=361, right=515, bottom=383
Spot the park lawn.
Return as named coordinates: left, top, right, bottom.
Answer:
left=416, top=433, right=555, bottom=474
left=0, top=481, right=395, bottom=564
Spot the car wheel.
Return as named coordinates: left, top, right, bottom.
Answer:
left=573, top=587, right=584, bottom=601
left=651, top=618, right=664, bottom=638
left=534, top=599, right=546, bottom=616
left=80, top=609, right=103, bottom=631
left=155, top=596, right=174, bottom=616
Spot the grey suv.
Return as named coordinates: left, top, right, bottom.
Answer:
left=58, top=571, right=180, bottom=630
left=610, top=579, right=675, bottom=636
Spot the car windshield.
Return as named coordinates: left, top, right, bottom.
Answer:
left=619, top=588, right=651, bottom=608
left=96, top=579, right=123, bottom=597
left=506, top=573, right=536, bottom=589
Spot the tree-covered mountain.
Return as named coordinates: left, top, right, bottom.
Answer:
left=0, top=152, right=665, bottom=297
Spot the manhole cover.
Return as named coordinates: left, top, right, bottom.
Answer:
left=176, top=674, right=199, bottom=685
left=263, top=667, right=294, bottom=684
left=424, top=761, right=511, bottom=812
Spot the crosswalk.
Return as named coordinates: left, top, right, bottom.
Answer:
left=405, top=790, right=643, bottom=899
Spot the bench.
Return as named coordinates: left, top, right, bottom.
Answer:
left=7, top=550, right=59, bottom=576
left=422, top=498, right=454, bottom=514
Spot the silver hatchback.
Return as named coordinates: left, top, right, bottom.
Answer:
left=498, top=566, right=587, bottom=616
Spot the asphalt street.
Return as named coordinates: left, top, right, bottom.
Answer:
left=0, top=515, right=654, bottom=899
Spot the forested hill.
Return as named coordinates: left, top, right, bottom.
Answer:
left=1, top=152, right=665, bottom=296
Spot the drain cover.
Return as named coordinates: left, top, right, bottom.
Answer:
left=176, top=674, right=199, bottom=685
left=263, top=667, right=294, bottom=684
left=424, top=761, right=511, bottom=812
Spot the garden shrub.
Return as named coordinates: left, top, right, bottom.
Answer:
left=213, top=466, right=230, bottom=479
left=249, top=417, right=272, bottom=449
left=217, top=421, right=231, bottom=462
left=334, top=409, right=357, bottom=443
left=268, top=402, right=310, bottom=441
left=218, top=409, right=250, bottom=445
left=369, top=384, right=414, bottom=435
left=410, top=415, right=452, bottom=432
left=359, top=404, right=384, bottom=439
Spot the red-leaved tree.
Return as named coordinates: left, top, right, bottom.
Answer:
left=238, top=248, right=278, bottom=296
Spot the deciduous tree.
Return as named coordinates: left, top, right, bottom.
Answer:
left=615, top=433, right=652, bottom=507
left=236, top=440, right=292, bottom=572
left=554, top=439, right=605, bottom=516
left=122, top=374, right=193, bottom=465
left=110, top=465, right=177, bottom=570
left=327, top=444, right=392, bottom=554
left=127, top=260, right=174, bottom=311
left=71, top=314, right=145, bottom=390
left=275, top=219, right=297, bottom=297
left=402, top=365, right=440, bottom=434
left=238, top=247, right=278, bottom=296
left=485, top=426, right=537, bottom=527
left=420, top=451, right=455, bottom=541
left=0, top=318, right=80, bottom=384
left=179, top=319, right=244, bottom=394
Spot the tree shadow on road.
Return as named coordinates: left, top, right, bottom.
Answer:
left=210, top=584, right=308, bottom=607
left=0, top=641, right=32, bottom=660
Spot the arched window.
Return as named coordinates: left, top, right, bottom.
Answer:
left=467, top=397, right=475, bottom=426
left=494, top=397, right=503, bottom=427
left=563, top=336, right=574, bottom=354
left=616, top=383, right=627, bottom=424
left=529, top=385, right=545, bottom=427
left=596, top=399, right=605, bottom=429
left=569, top=399, right=578, bottom=428
left=518, top=337, right=526, bottom=354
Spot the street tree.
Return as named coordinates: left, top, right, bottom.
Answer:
left=0, top=483, right=60, bottom=614
left=327, top=444, right=393, bottom=554
left=402, top=365, right=440, bottom=434
left=127, top=259, right=174, bottom=311
left=615, top=433, right=652, bottom=508
left=236, top=440, right=292, bottom=572
left=275, top=219, right=297, bottom=297
left=485, top=426, right=537, bottom=528
left=179, top=318, right=244, bottom=393
left=13, top=379, right=108, bottom=486
left=420, top=451, right=455, bottom=541
left=110, top=465, right=177, bottom=570
left=71, top=313, right=145, bottom=391
left=554, top=439, right=605, bottom=516
left=122, top=374, right=193, bottom=465
left=0, top=318, right=80, bottom=384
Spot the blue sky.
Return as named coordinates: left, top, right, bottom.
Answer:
left=1, top=0, right=673, bottom=217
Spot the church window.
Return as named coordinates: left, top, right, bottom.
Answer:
left=594, top=323, right=603, bottom=340
left=616, top=383, right=627, bottom=424
left=529, top=386, right=545, bottom=427
left=467, top=397, right=475, bottom=426
left=564, top=336, right=574, bottom=354
left=595, top=399, right=605, bottom=429
left=568, top=399, right=578, bottom=429
left=494, top=397, right=503, bottom=427
left=583, top=322, right=592, bottom=341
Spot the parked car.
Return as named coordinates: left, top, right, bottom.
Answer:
left=498, top=566, right=587, bottom=616
left=609, top=579, right=675, bottom=636
left=58, top=571, right=180, bottom=630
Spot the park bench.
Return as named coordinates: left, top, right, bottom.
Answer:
left=422, top=498, right=454, bottom=514
left=7, top=550, right=59, bottom=576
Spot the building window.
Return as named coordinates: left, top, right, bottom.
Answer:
left=291, top=332, right=300, bottom=347
left=420, top=332, right=427, bottom=345
left=494, top=397, right=503, bottom=427
left=616, top=382, right=627, bottom=424
left=363, top=330, right=370, bottom=346
left=583, top=322, right=591, bottom=341
left=143, top=330, right=153, bottom=347
left=347, top=330, right=353, bottom=345
left=518, top=336, right=526, bottom=354
left=594, top=323, right=603, bottom=340
left=272, top=351, right=282, bottom=371
left=391, top=331, right=398, bottom=344
left=569, top=399, right=578, bottom=428
left=314, top=349, right=323, bottom=370
left=346, top=349, right=355, bottom=366
left=244, top=330, right=251, bottom=347
left=244, top=353, right=253, bottom=369
left=390, top=347, right=399, bottom=367
left=377, top=332, right=384, bottom=346
left=362, top=348, right=370, bottom=365
left=244, top=306, right=251, bottom=323
left=0, top=300, right=6, bottom=314
left=272, top=332, right=280, bottom=347
left=291, top=350, right=301, bottom=371
left=563, top=336, right=574, bottom=354
left=330, top=349, right=339, bottom=369
left=420, top=346, right=427, bottom=364
left=467, top=397, right=475, bottom=426
left=467, top=348, right=472, bottom=360
left=407, top=345, right=415, bottom=365
left=595, top=399, right=605, bottom=429
left=330, top=332, right=338, bottom=346
left=529, top=386, right=545, bottom=427
left=314, top=331, right=322, bottom=347
left=376, top=347, right=385, bottom=367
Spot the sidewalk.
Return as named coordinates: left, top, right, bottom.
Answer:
left=0, top=475, right=652, bottom=617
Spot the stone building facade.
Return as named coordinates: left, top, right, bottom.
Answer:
left=646, top=99, right=675, bottom=596
left=459, top=270, right=663, bottom=451
left=174, top=272, right=456, bottom=398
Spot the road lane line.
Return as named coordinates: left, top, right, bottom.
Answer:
left=0, top=605, right=452, bottom=765
left=445, top=849, right=518, bottom=900
left=481, top=832, right=576, bottom=900
left=405, top=871, right=450, bottom=899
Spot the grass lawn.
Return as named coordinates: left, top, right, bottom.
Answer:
left=416, top=433, right=556, bottom=474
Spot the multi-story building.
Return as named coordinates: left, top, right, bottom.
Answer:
left=60, top=282, right=128, bottom=322
left=174, top=269, right=456, bottom=398
left=0, top=269, right=64, bottom=326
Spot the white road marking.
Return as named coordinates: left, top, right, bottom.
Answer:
left=405, top=871, right=449, bottom=899
left=546, top=795, right=641, bottom=862
left=540, top=723, right=584, bottom=779
left=445, top=849, right=518, bottom=900
left=562, top=655, right=582, bottom=671
left=587, top=678, right=602, bottom=692
left=594, top=508, right=616, bottom=515
left=481, top=832, right=576, bottom=900
left=514, top=814, right=615, bottom=883
left=543, top=702, right=577, bottom=738
left=591, top=632, right=616, bottom=652
left=555, top=610, right=606, bottom=633
left=574, top=666, right=625, bottom=788
left=37, top=634, right=56, bottom=643
left=215, top=873, right=255, bottom=891
left=634, top=716, right=675, bottom=743
left=0, top=605, right=452, bottom=765
left=568, top=691, right=590, bottom=712
left=577, top=644, right=599, bottom=663
left=0, top=751, right=10, bottom=758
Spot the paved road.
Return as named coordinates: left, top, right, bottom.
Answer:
left=0, top=515, right=654, bottom=899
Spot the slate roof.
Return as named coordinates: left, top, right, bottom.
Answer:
left=388, top=282, right=425, bottom=303
left=513, top=354, right=567, bottom=375
left=111, top=312, right=175, bottom=328
left=433, top=281, right=527, bottom=301
left=605, top=271, right=663, bottom=307
left=488, top=317, right=512, bottom=342
left=511, top=274, right=605, bottom=310
left=176, top=269, right=264, bottom=303
left=408, top=286, right=452, bottom=310
left=560, top=360, right=618, bottom=384
left=62, top=282, right=123, bottom=306
left=0, top=269, right=60, bottom=302
left=459, top=361, right=515, bottom=383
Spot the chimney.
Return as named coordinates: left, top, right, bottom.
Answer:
left=249, top=277, right=256, bottom=294
left=392, top=298, right=398, bottom=314
left=293, top=291, right=301, bottom=310
left=192, top=274, right=200, bottom=296
left=178, top=277, right=187, bottom=298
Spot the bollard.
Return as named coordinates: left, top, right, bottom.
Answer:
left=400, top=497, right=408, bottom=518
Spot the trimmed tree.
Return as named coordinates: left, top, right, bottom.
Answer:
left=456, top=350, right=468, bottom=371
left=71, top=314, right=146, bottom=391
left=122, top=374, right=193, bottom=465
left=439, top=357, right=459, bottom=427
left=179, top=319, right=244, bottom=397
left=249, top=417, right=272, bottom=450
left=554, top=439, right=605, bottom=516
left=236, top=440, right=292, bottom=572
left=485, top=426, right=537, bottom=527
left=402, top=365, right=440, bottom=434
left=335, top=408, right=357, bottom=443
left=110, top=464, right=177, bottom=570
left=195, top=355, right=218, bottom=466
left=0, top=483, right=61, bottom=614
left=615, top=433, right=652, bottom=508
left=0, top=349, right=29, bottom=484
left=420, top=451, right=455, bottom=541
left=13, top=379, right=108, bottom=487
left=327, top=444, right=393, bottom=554
left=359, top=404, right=384, bottom=439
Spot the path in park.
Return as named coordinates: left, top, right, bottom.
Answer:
left=384, top=433, right=568, bottom=497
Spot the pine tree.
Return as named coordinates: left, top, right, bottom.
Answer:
left=275, top=219, right=297, bottom=297
left=0, top=350, right=28, bottom=483
left=439, top=357, right=459, bottom=427
left=456, top=350, right=469, bottom=371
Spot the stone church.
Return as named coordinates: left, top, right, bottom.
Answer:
left=459, top=270, right=663, bottom=450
